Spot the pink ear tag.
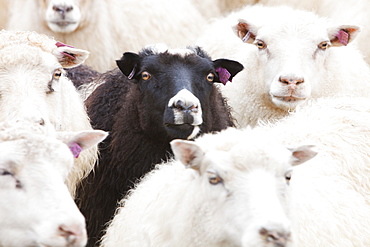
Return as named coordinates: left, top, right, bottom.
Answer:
left=337, top=30, right=349, bottom=46
left=216, top=67, right=231, bottom=85
left=55, top=42, right=76, bottom=60
left=69, top=143, right=83, bottom=158
left=55, top=41, right=75, bottom=48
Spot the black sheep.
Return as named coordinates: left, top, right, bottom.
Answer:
left=65, top=64, right=101, bottom=89
left=75, top=44, right=244, bottom=246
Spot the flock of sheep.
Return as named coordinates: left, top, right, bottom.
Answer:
left=1, top=0, right=370, bottom=247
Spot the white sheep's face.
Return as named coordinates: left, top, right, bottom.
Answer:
left=43, top=0, right=82, bottom=33
left=0, top=134, right=86, bottom=246
left=0, top=121, right=106, bottom=247
left=234, top=9, right=359, bottom=111
left=0, top=36, right=89, bottom=129
left=171, top=131, right=317, bottom=247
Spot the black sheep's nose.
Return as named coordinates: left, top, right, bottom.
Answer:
left=172, top=100, right=199, bottom=113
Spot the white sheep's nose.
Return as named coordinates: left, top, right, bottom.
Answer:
left=53, top=5, right=74, bottom=13
left=279, top=76, right=304, bottom=85
left=58, top=223, right=86, bottom=246
left=259, top=227, right=290, bottom=247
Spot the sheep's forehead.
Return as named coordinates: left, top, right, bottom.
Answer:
left=0, top=138, right=72, bottom=174
left=243, top=6, right=330, bottom=43
left=198, top=128, right=292, bottom=175
left=0, top=44, right=59, bottom=70
left=145, top=43, right=196, bottom=57
left=0, top=30, right=56, bottom=53
left=258, top=21, right=329, bottom=44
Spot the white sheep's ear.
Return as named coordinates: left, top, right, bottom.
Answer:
left=170, top=139, right=205, bottom=171
left=53, top=42, right=90, bottom=68
left=57, top=130, right=108, bottom=158
left=233, top=19, right=257, bottom=44
left=288, top=145, right=318, bottom=166
left=328, top=25, right=360, bottom=47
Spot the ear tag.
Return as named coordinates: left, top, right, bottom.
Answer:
left=55, top=42, right=77, bottom=60
left=69, top=142, right=82, bottom=158
left=128, top=65, right=136, bottom=79
left=337, top=30, right=349, bottom=46
left=55, top=41, right=75, bottom=48
left=216, top=67, right=232, bottom=85
left=242, top=31, right=250, bottom=43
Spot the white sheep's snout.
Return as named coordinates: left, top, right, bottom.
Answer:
left=46, top=0, right=81, bottom=33
left=259, top=226, right=291, bottom=247
left=40, top=220, right=87, bottom=247
left=279, top=75, right=305, bottom=87
left=269, top=73, right=310, bottom=111
left=52, top=4, right=74, bottom=17
left=58, top=223, right=87, bottom=247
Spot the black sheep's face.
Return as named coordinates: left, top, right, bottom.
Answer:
left=116, top=45, right=244, bottom=140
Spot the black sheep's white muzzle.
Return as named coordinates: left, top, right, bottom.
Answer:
left=167, top=89, right=203, bottom=126
left=164, top=89, right=202, bottom=139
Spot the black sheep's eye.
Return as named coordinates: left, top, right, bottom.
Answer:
left=318, top=41, right=329, bottom=50
left=206, top=73, right=215, bottom=82
left=141, top=71, right=151, bottom=81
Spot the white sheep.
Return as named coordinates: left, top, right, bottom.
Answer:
left=0, top=0, right=9, bottom=29
left=0, top=30, right=96, bottom=196
left=253, top=96, right=370, bottom=246
left=100, top=127, right=316, bottom=247
left=7, top=0, right=208, bottom=72
left=196, top=5, right=370, bottom=127
left=190, top=0, right=256, bottom=18
left=260, top=0, right=370, bottom=65
left=0, top=120, right=107, bottom=247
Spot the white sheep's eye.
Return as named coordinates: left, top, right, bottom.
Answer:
left=206, top=72, right=215, bottom=82
left=318, top=41, right=329, bottom=50
left=255, top=40, right=266, bottom=49
left=285, top=170, right=292, bottom=185
left=207, top=171, right=223, bottom=185
left=0, top=169, right=13, bottom=176
left=53, top=69, right=62, bottom=80
left=141, top=71, right=151, bottom=81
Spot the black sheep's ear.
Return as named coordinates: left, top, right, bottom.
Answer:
left=116, top=52, right=140, bottom=79
left=212, top=59, right=244, bottom=85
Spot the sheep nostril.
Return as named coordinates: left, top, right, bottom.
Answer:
left=58, top=224, right=83, bottom=245
left=279, top=76, right=304, bottom=85
left=38, top=118, right=45, bottom=126
left=172, top=100, right=198, bottom=113
left=259, top=227, right=289, bottom=247
left=53, top=5, right=73, bottom=13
